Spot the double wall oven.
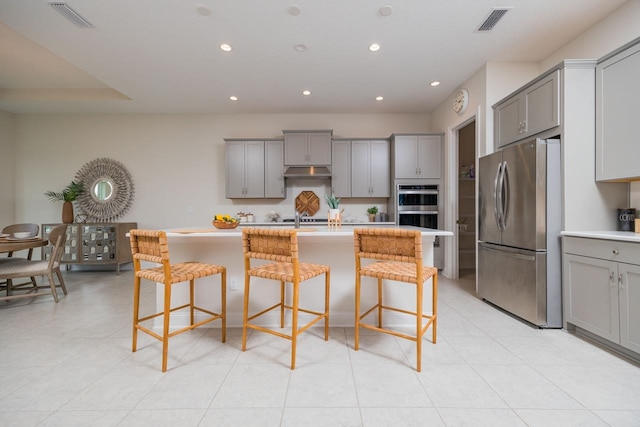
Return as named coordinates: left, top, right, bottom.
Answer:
left=389, top=180, right=443, bottom=268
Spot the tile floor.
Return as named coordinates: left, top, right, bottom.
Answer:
left=1, top=270, right=640, bottom=426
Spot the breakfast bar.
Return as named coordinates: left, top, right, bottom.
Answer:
left=155, top=224, right=452, bottom=328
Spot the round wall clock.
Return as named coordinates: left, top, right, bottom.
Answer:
left=453, top=88, right=469, bottom=114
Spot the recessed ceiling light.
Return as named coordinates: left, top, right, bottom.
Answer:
left=220, top=44, right=232, bottom=52
left=376, top=96, right=384, bottom=101
left=379, top=4, right=394, bottom=17
left=196, top=4, right=211, bottom=16
left=229, top=96, right=238, bottom=101
left=430, top=81, right=441, bottom=87
left=368, top=43, right=381, bottom=52
left=294, top=44, right=307, bottom=52
left=288, top=5, right=301, bottom=16
left=302, top=90, right=311, bottom=96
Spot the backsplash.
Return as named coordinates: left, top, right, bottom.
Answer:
left=228, top=178, right=389, bottom=223
left=630, top=181, right=640, bottom=210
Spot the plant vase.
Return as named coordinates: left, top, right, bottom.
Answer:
left=62, top=201, right=74, bottom=224
left=368, top=214, right=376, bottom=222
left=329, top=208, right=340, bottom=220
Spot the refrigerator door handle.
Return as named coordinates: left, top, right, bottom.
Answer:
left=494, top=161, right=503, bottom=230
left=501, top=160, right=510, bottom=230
left=496, top=161, right=505, bottom=230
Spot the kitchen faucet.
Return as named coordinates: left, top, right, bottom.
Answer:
left=294, top=211, right=309, bottom=229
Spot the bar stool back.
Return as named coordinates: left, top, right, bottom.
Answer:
left=129, top=229, right=226, bottom=372
left=242, top=227, right=330, bottom=369
left=353, top=227, right=438, bottom=372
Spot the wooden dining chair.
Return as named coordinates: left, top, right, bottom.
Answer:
left=353, top=228, right=438, bottom=372
left=1, top=223, right=40, bottom=294
left=129, top=229, right=226, bottom=372
left=241, top=227, right=330, bottom=369
left=0, top=225, right=68, bottom=302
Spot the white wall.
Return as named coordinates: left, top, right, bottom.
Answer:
left=0, top=111, right=15, bottom=226
left=12, top=113, right=430, bottom=229
left=541, top=0, right=640, bottom=71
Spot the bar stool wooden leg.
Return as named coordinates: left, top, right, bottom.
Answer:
left=162, top=283, right=172, bottom=373
left=280, top=280, right=285, bottom=328
left=221, top=270, right=227, bottom=343
left=432, top=273, right=438, bottom=344
left=417, top=281, right=423, bottom=373
left=189, top=279, right=195, bottom=326
left=291, top=280, right=300, bottom=370
left=132, top=276, right=141, bottom=352
left=355, top=272, right=361, bottom=351
left=324, top=271, right=330, bottom=341
left=242, top=274, right=250, bottom=352
left=377, top=278, right=383, bottom=328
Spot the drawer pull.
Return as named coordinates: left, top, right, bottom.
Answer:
left=612, top=249, right=619, bottom=255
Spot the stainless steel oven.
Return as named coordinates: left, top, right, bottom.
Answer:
left=392, top=182, right=443, bottom=268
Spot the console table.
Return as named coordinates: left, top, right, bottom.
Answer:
left=41, top=222, right=137, bottom=274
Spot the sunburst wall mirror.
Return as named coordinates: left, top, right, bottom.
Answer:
left=75, top=158, right=134, bottom=222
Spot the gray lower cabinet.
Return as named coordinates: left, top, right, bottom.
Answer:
left=391, top=134, right=442, bottom=179
left=265, top=140, right=285, bottom=198
left=494, top=70, right=560, bottom=148
left=563, top=236, right=640, bottom=355
left=225, top=140, right=265, bottom=198
left=619, top=262, right=640, bottom=353
left=596, top=37, right=640, bottom=181
left=42, top=222, right=136, bottom=274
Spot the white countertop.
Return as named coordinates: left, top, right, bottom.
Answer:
left=561, top=230, right=640, bottom=243
left=167, top=224, right=452, bottom=238
left=238, top=221, right=396, bottom=226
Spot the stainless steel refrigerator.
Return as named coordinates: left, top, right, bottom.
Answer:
left=478, top=138, right=562, bottom=328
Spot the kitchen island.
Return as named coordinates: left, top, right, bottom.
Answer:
left=154, top=225, right=452, bottom=328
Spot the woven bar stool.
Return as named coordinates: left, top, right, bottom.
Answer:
left=129, top=229, right=226, bottom=372
left=353, top=228, right=438, bottom=372
left=242, top=227, right=330, bottom=369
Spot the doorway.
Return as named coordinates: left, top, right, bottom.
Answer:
left=457, top=121, right=476, bottom=278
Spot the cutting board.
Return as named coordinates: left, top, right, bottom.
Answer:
left=295, top=191, right=320, bottom=216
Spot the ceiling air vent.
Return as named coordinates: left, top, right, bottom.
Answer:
left=476, top=7, right=511, bottom=32
left=47, top=1, right=94, bottom=28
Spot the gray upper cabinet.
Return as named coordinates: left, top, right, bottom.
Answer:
left=225, top=140, right=265, bottom=198
left=351, top=140, right=390, bottom=197
left=596, top=38, right=640, bottom=181
left=494, top=70, right=560, bottom=148
left=392, top=134, right=442, bottom=179
left=283, top=130, right=332, bottom=165
left=265, top=140, right=286, bottom=199
left=331, top=140, right=351, bottom=197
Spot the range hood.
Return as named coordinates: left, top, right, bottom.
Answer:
left=283, top=166, right=331, bottom=178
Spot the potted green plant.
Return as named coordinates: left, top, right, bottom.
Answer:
left=367, top=206, right=378, bottom=222
left=45, top=181, right=84, bottom=224
left=325, top=193, right=341, bottom=219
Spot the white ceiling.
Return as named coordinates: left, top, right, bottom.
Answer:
left=0, top=0, right=629, bottom=115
